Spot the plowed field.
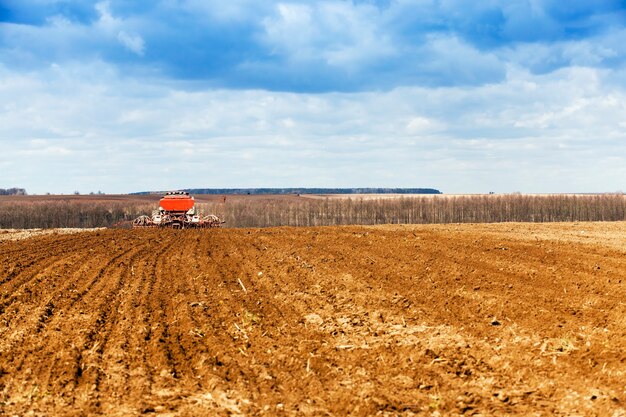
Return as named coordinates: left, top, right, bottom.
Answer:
left=1, top=223, right=625, bottom=416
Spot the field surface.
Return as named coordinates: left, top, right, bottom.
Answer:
left=1, top=223, right=625, bottom=416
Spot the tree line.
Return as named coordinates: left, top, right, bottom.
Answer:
left=203, top=194, right=626, bottom=228
left=0, top=188, right=26, bottom=196
left=0, top=201, right=152, bottom=228
left=1, top=194, right=624, bottom=229
left=133, top=188, right=443, bottom=195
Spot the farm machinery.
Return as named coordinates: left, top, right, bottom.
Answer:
left=133, top=191, right=224, bottom=229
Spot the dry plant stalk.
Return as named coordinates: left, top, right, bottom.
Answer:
left=1, top=194, right=624, bottom=228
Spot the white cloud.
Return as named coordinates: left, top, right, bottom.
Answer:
left=406, top=116, right=442, bottom=133
left=94, top=2, right=145, bottom=55
left=500, top=27, right=626, bottom=73
left=261, top=2, right=394, bottom=67
left=117, top=30, right=145, bottom=56
left=95, top=1, right=120, bottom=32
left=418, top=34, right=505, bottom=84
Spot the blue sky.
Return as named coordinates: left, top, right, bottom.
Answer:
left=1, top=0, right=625, bottom=194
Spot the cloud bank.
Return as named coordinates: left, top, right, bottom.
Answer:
left=2, top=0, right=624, bottom=91
left=0, top=1, right=625, bottom=193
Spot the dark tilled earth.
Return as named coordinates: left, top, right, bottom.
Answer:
left=1, top=222, right=625, bottom=416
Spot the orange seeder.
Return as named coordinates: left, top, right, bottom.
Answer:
left=133, top=191, right=224, bottom=229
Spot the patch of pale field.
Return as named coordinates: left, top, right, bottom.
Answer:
left=375, top=221, right=626, bottom=252
left=301, top=193, right=452, bottom=200
left=0, top=228, right=104, bottom=242
left=302, top=193, right=626, bottom=200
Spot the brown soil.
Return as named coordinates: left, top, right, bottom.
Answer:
left=1, top=223, right=625, bottom=416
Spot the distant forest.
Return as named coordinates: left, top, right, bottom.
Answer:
left=133, top=188, right=442, bottom=195
left=0, top=188, right=26, bottom=196
left=1, top=193, right=625, bottom=228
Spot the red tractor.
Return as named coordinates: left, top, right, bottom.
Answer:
left=133, top=191, right=224, bottom=229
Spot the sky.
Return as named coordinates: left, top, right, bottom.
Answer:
left=0, top=1, right=625, bottom=194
